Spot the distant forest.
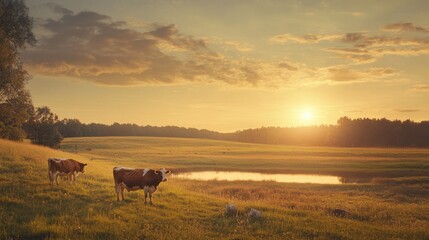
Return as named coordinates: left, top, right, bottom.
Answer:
left=57, top=117, right=429, bottom=147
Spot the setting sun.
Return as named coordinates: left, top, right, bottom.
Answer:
left=300, top=109, right=314, bottom=122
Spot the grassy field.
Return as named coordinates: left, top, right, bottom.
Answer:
left=1, top=137, right=428, bottom=239
left=61, top=136, right=429, bottom=178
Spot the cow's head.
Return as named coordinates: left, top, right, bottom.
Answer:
left=154, top=168, right=171, bottom=182
left=79, top=163, right=88, bottom=173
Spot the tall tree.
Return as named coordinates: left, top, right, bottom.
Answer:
left=0, top=0, right=35, bottom=140
left=26, top=106, right=63, bottom=148
left=58, top=118, right=83, bottom=137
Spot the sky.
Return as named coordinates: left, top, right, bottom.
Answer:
left=23, top=0, right=429, bottom=132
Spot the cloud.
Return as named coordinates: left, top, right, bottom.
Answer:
left=412, top=84, right=429, bottom=92
left=207, top=38, right=254, bottom=52
left=340, top=32, right=367, bottom=44
left=24, top=7, right=404, bottom=88
left=328, top=68, right=361, bottom=82
left=271, top=22, right=429, bottom=64
left=340, top=32, right=429, bottom=48
left=23, top=7, right=265, bottom=86
left=351, top=12, right=364, bottom=16
left=327, top=67, right=397, bottom=82
left=272, top=27, right=428, bottom=47
left=327, top=44, right=429, bottom=64
left=222, top=40, right=253, bottom=52
left=326, top=48, right=376, bottom=63
left=333, top=30, right=429, bottom=63
left=395, top=109, right=421, bottom=113
left=337, top=11, right=365, bottom=17
left=278, top=62, right=298, bottom=71
left=45, top=3, right=74, bottom=16
left=269, top=33, right=341, bottom=44
left=382, top=22, right=429, bottom=33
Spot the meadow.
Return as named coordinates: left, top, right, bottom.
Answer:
left=1, top=137, right=428, bottom=239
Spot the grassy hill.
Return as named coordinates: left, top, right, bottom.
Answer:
left=1, top=137, right=428, bottom=239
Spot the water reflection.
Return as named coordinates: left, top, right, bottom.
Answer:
left=339, top=176, right=373, bottom=183
left=173, top=171, right=342, bottom=184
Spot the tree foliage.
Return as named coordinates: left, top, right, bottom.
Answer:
left=234, top=117, right=429, bottom=147
left=26, top=106, right=63, bottom=148
left=57, top=119, right=229, bottom=140
left=0, top=0, right=35, bottom=140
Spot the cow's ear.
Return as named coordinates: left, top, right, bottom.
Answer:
left=166, top=170, right=171, bottom=174
left=84, top=163, right=87, bottom=166
left=154, top=170, right=159, bottom=174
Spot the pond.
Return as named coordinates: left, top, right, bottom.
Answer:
left=172, top=171, right=346, bottom=184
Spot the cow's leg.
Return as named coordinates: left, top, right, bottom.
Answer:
left=115, top=183, right=120, bottom=201
left=149, top=192, right=153, bottom=205
left=71, top=174, right=74, bottom=184
left=120, top=186, right=125, bottom=201
left=49, top=171, right=53, bottom=186
left=54, top=172, right=60, bottom=186
left=144, top=187, right=148, bottom=204
left=119, top=183, right=128, bottom=201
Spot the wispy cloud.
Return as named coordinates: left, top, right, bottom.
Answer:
left=327, top=67, right=397, bottom=82
left=278, top=62, right=298, bottom=71
left=394, top=109, right=421, bottom=113
left=325, top=48, right=376, bottom=63
left=269, top=33, right=341, bottom=44
left=412, top=84, right=429, bottom=92
left=207, top=38, right=254, bottom=52
left=382, top=22, right=429, bottom=33
left=351, top=12, right=364, bottom=17
left=221, top=40, right=254, bottom=52
left=340, top=32, right=429, bottom=48
left=271, top=22, right=429, bottom=64
left=331, top=34, right=429, bottom=64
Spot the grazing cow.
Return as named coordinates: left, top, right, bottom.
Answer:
left=48, top=158, right=87, bottom=186
left=113, top=167, right=171, bottom=204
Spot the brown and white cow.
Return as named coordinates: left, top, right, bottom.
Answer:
left=113, top=166, right=171, bottom=204
left=48, top=158, right=87, bottom=186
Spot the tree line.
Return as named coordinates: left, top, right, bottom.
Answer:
left=57, top=119, right=231, bottom=140
left=234, top=117, right=429, bottom=147
left=52, top=117, right=429, bottom=148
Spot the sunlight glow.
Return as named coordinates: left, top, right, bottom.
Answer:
left=300, top=109, right=314, bottom=122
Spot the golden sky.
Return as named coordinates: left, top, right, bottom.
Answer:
left=24, top=0, right=429, bottom=132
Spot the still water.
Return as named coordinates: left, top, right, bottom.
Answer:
left=172, top=171, right=343, bottom=184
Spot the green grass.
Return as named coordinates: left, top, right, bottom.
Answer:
left=61, top=136, right=429, bottom=177
left=1, top=137, right=428, bottom=239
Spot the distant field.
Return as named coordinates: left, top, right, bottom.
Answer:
left=61, top=136, right=429, bottom=178
left=1, top=137, right=428, bottom=239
